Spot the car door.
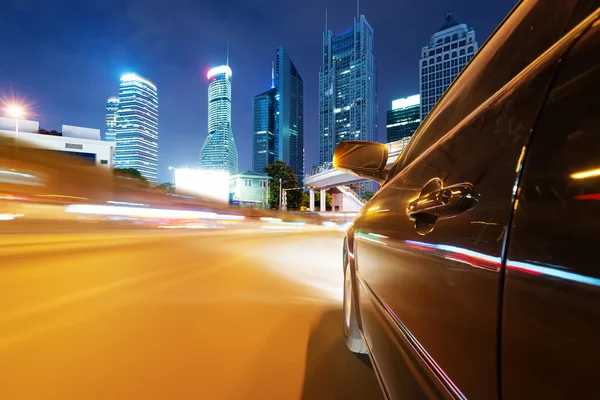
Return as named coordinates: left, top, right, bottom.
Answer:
left=353, top=1, right=588, bottom=398
left=501, top=13, right=600, bottom=399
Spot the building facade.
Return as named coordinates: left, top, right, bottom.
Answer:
left=319, top=14, right=377, bottom=165
left=420, top=13, right=478, bottom=120
left=252, top=88, right=276, bottom=173
left=200, top=65, right=238, bottom=174
left=104, top=96, right=119, bottom=142
left=114, top=73, right=159, bottom=182
left=274, top=47, right=304, bottom=182
left=229, top=170, right=271, bottom=208
left=386, top=94, right=421, bottom=142
left=0, top=117, right=115, bottom=168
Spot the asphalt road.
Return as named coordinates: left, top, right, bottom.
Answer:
left=0, top=227, right=381, bottom=399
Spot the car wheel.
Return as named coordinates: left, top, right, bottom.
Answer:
left=344, top=250, right=367, bottom=354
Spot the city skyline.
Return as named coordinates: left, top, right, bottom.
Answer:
left=0, top=0, right=516, bottom=182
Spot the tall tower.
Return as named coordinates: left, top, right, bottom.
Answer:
left=274, top=47, right=304, bottom=182
left=104, top=96, right=119, bottom=142
left=419, top=13, right=478, bottom=120
left=114, top=73, right=159, bottom=182
left=319, top=13, right=377, bottom=166
left=200, top=65, right=238, bottom=174
left=252, top=88, right=276, bottom=173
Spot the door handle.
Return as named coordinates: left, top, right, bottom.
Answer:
left=407, top=179, right=478, bottom=234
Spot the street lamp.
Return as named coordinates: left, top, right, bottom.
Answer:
left=168, top=166, right=179, bottom=186
left=5, top=104, right=26, bottom=148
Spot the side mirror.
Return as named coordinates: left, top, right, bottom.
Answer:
left=333, top=141, right=389, bottom=184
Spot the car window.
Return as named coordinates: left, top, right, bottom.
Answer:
left=501, top=19, right=600, bottom=398
left=387, top=0, right=581, bottom=181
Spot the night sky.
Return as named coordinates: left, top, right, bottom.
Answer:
left=1, top=0, right=516, bottom=183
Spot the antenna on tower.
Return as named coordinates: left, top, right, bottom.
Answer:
left=271, top=61, right=275, bottom=88
left=226, top=44, right=229, bottom=66
left=325, top=8, right=328, bottom=32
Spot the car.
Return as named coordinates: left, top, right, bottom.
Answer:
left=334, top=0, right=600, bottom=398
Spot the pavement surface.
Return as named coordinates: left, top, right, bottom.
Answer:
left=0, top=227, right=381, bottom=399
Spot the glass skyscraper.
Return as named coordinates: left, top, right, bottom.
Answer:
left=104, top=96, right=119, bottom=142
left=114, top=73, right=159, bottom=182
left=386, top=94, right=421, bottom=142
left=200, top=65, right=238, bottom=174
left=274, top=47, right=304, bottom=182
left=319, top=14, right=377, bottom=165
left=252, top=87, right=276, bottom=173
left=420, top=13, right=478, bottom=120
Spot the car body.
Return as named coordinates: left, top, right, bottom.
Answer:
left=335, top=0, right=600, bottom=398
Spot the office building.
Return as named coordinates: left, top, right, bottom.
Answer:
left=229, top=170, right=271, bottom=209
left=274, top=47, right=304, bottom=182
left=0, top=117, right=115, bottom=167
left=387, top=95, right=421, bottom=142
left=319, top=13, right=377, bottom=165
left=420, top=13, right=478, bottom=120
left=114, top=73, right=159, bottom=182
left=252, top=87, right=276, bottom=173
left=200, top=65, right=238, bottom=174
left=104, top=96, right=119, bottom=142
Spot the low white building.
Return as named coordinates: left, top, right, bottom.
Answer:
left=0, top=117, right=115, bottom=168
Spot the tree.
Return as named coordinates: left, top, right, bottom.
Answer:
left=363, top=191, right=375, bottom=202
left=301, top=191, right=332, bottom=210
left=157, top=182, right=175, bottom=193
left=264, top=160, right=300, bottom=209
left=114, top=168, right=148, bottom=182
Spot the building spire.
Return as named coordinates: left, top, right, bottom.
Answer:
left=325, top=8, right=328, bottom=32
left=271, top=61, right=275, bottom=88
left=226, top=44, right=229, bottom=66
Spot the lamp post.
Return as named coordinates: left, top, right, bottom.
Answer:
left=6, top=104, right=26, bottom=149
left=168, top=166, right=176, bottom=185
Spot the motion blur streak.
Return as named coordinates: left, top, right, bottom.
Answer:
left=0, top=228, right=380, bottom=399
left=64, top=204, right=245, bottom=220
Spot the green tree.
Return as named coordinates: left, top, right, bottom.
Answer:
left=301, top=191, right=332, bottom=210
left=264, top=160, right=300, bottom=209
left=114, top=168, right=148, bottom=182
left=363, top=190, right=375, bottom=202
left=157, top=182, right=175, bottom=193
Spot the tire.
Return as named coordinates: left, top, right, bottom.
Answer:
left=343, top=249, right=368, bottom=354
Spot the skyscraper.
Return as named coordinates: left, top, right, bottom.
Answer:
left=252, top=87, right=276, bottom=173
left=319, top=13, right=377, bottom=165
left=386, top=95, right=421, bottom=142
left=114, top=73, right=159, bottom=182
left=274, top=47, right=304, bottom=182
left=420, top=13, right=478, bottom=120
left=104, top=96, right=119, bottom=142
left=200, top=65, right=238, bottom=174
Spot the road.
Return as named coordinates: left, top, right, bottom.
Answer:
left=0, top=227, right=381, bottom=399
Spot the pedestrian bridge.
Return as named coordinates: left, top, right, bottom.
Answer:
left=303, top=138, right=410, bottom=211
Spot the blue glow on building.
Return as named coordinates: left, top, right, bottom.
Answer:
left=114, top=73, right=159, bottom=183
left=104, top=96, right=119, bottom=142
left=200, top=64, right=238, bottom=174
